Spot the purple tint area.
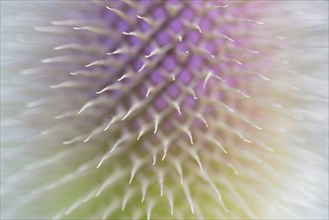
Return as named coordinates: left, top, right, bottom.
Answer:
left=166, top=0, right=180, bottom=4
left=144, top=45, right=154, bottom=57
left=180, top=7, right=195, bottom=21
left=162, top=121, right=174, bottom=134
left=204, top=43, right=217, bottom=57
left=150, top=70, right=164, bottom=85
left=178, top=70, right=192, bottom=86
left=154, top=97, right=167, bottom=111
left=189, top=55, right=203, bottom=70
left=157, top=32, right=171, bottom=47
left=169, top=20, right=182, bottom=34
left=184, top=96, right=198, bottom=109
left=206, top=39, right=224, bottom=56
left=185, top=31, right=201, bottom=45
left=176, top=43, right=188, bottom=53
left=224, top=77, right=236, bottom=87
left=199, top=16, right=213, bottom=30
left=167, top=84, right=180, bottom=99
left=139, top=84, right=147, bottom=97
left=140, top=20, right=151, bottom=32
left=138, top=0, right=153, bottom=6
left=117, top=20, right=130, bottom=33
left=93, top=0, right=254, bottom=114
left=163, top=56, right=176, bottom=72
left=153, top=7, right=167, bottom=21
left=133, top=59, right=143, bottom=72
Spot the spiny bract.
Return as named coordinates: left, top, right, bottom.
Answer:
left=1, top=0, right=328, bottom=219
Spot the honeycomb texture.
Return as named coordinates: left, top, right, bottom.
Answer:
left=1, top=0, right=327, bottom=219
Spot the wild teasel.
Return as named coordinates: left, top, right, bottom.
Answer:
left=1, top=0, right=328, bottom=219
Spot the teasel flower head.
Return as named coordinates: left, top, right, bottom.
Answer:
left=1, top=0, right=328, bottom=219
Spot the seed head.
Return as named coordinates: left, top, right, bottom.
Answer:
left=1, top=0, right=328, bottom=219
